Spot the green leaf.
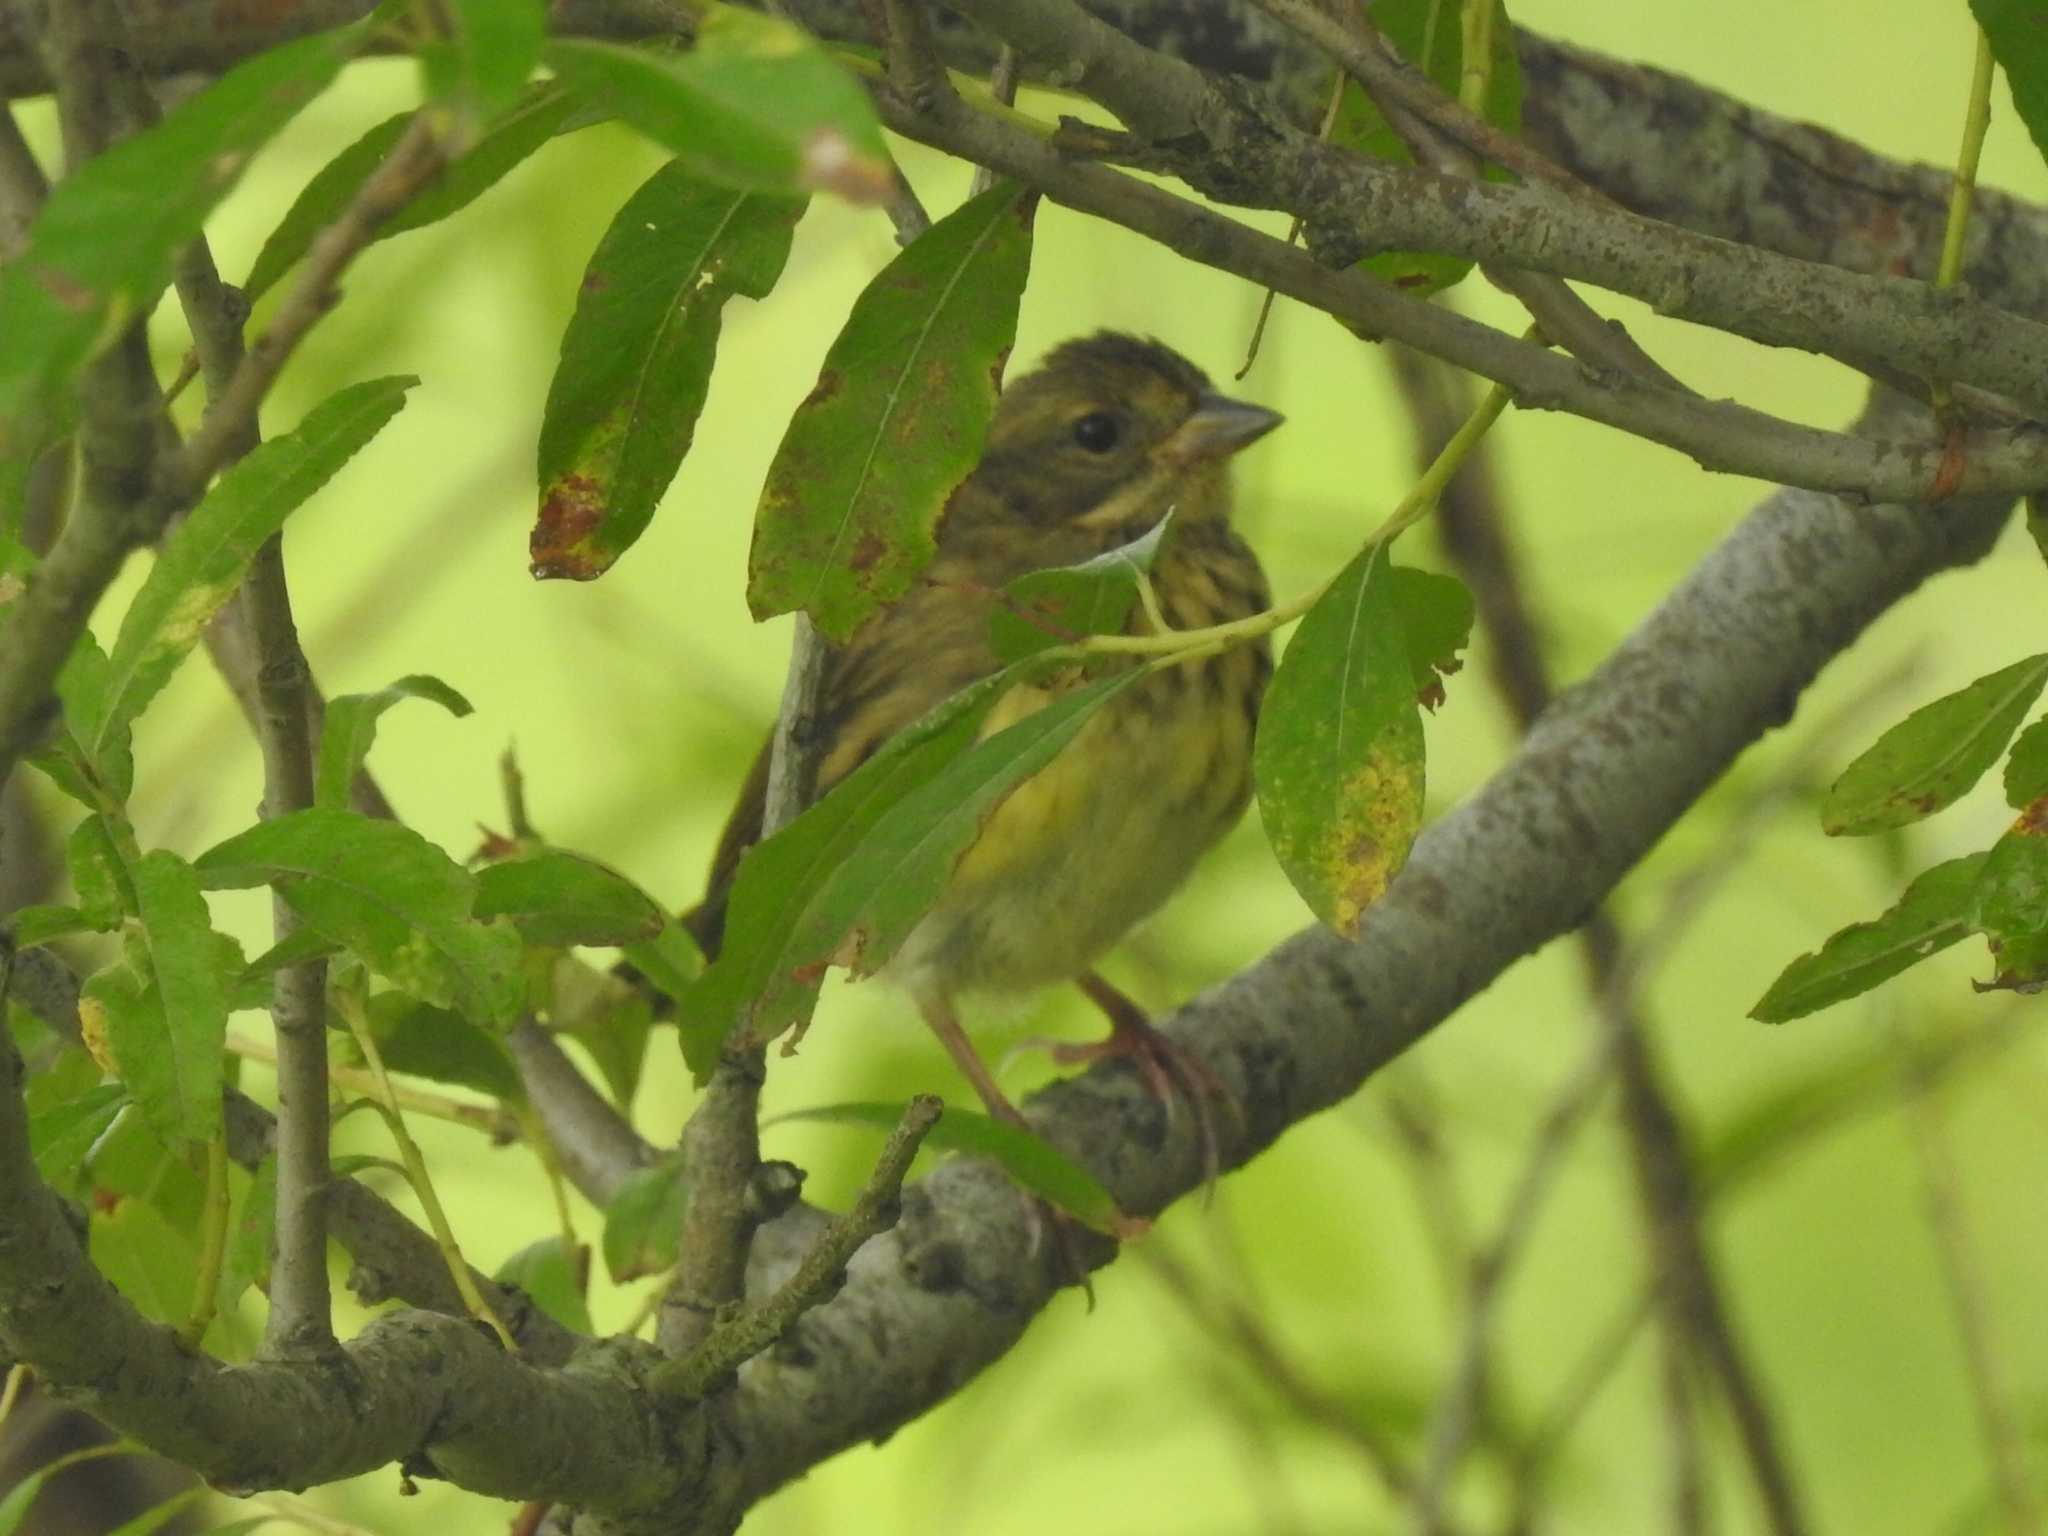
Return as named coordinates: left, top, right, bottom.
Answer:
left=93, top=378, right=417, bottom=786
left=80, top=852, right=231, bottom=1144
left=1821, top=654, right=2048, bottom=834
left=52, top=632, right=132, bottom=804
left=544, top=9, right=889, bottom=201
left=7, top=903, right=98, bottom=946
left=2006, top=717, right=2048, bottom=809
left=677, top=674, right=1010, bottom=1076
left=418, top=0, right=544, bottom=137
left=316, top=672, right=473, bottom=810
left=1390, top=566, right=1475, bottom=703
left=683, top=669, right=1138, bottom=1073
left=357, top=991, right=522, bottom=1099
left=747, top=181, right=1038, bottom=639
left=67, top=812, right=131, bottom=927
left=1329, top=0, right=1522, bottom=296
left=474, top=850, right=666, bottom=947
left=28, top=1083, right=127, bottom=1195
left=104, top=1490, right=206, bottom=1536
left=0, top=20, right=370, bottom=461
left=85, top=1102, right=206, bottom=1223
left=601, top=1154, right=688, bottom=1281
left=245, top=87, right=584, bottom=304
left=775, top=1101, right=1131, bottom=1236
left=989, top=513, right=1171, bottom=664
left=1750, top=854, right=1989, bottom=1022
left=495, top=1235, right=594, bottom=1333
left=1255, top=543, right=1427, bottom=932
left=620, top=919, right=704, bottom=1001
left=1974, top=0, right=2048, bottom=168
left=2028, top=494, right=2048, bottom=568
left=90, top=1196, right=198, bottom=1327
left=234, top=926, right=341, bottom=1008
left=1971, top=812, right=2048, bottom=971
left=194, top=808, right=524, bottom=1026
left=216, top=1154, right=278, bottom=1317
left=531, top=162, right=804, bottom=580
left=562, top=990, right=654, bottom=1110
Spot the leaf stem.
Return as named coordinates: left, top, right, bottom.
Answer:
left=1459, top=0, right=1495, bottom=115
left=1076, top=356, right=1521, bottom=665
left=1937, top=29, right=1996, bottom=292
left=333, top=988, right=514, bottom=1349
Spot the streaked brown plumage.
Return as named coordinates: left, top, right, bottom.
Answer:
left=691, top=333, right=1278, bottom=1142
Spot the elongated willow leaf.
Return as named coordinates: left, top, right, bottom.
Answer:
left=748, top=182, right=1037, bottom=640
left=532, top=164, right=803, bottom=579
left=0, top=19, right=372, bottom=462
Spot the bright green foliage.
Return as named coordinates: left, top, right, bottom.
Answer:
left=80, top=852, right=233, bottom=1145
left=474, top=850, right=666, bottom=947
left=775, top=1101, right=1132, bottom=1235
left=1971, top=812, right=2048, bottom=990
left=1256, top=544, right=1432, bottom=932
left=2006, top=717, right=2048, bottom=808
left=680, top=669, right=1136, bottom=1076
left=245, top=86, right=584, bottom=303
left=748, top=182, right=1038, bottom=640
left=355, top=992, right=523, bottom=1100
left=194, top=809, right=524, bottom=1027
left=417, top=0, right=544, bottom=139
left=1821, top=654, right=2048, bottom=834
left=0, top=20, right=371, bottom=465
left=544, top=8, right=889, bottom=201
left=90, top=378, right=417, bottom=800
left=989, top=514, right=1172, bottom=664
left=1974, top=0, right=2048, bottom=166
left=602, top=1155, right=689, bottom=1281
left=495, top=1236, right=594, bottom=1333
left=215, top=1155, right=278, bottom=1320
left=1751, top=855, right=1988, bottom=1022
left=316, top=673, right=473, bottom=811
left=532, top=163, right=804, bottom=580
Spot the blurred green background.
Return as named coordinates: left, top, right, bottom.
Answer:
left=18, top=0, right=2048, bottom=1529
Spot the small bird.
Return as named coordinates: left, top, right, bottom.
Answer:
left=689, top=333, right=1280, bottom=1155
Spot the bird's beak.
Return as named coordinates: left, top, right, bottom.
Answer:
left=1158, top=393, right=1285, bottom=465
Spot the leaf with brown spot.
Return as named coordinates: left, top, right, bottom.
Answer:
left=1750, top=854, right=1988, bottom=1022
left=1822, top=653, right=2048, bottom=835
left=532, top=164, right=803, bottom=580
left=747, top=182, right=1037, bottom=640
left=1255, top=542, right=1429, bottom=933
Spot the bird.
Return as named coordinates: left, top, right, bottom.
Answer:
left=688, top=332, right=1280, bottom=1164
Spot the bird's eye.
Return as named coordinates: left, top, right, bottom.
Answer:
left=1071, top=412, right=1121, bottom=452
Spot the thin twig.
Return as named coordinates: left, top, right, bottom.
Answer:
left=1139, top=1240, right=1418, bottom=1501
left=871, top=84, right=2048, bottom=503
left=654, top=1095, right=943, bottom=1399
left=158, top=115, right=446, bottom=506
left=967, top=46, right=1019, bottom=198
left=1406, top=1036, right=1615, bottom=1532
left=661, top=613, right=831, bottom=1358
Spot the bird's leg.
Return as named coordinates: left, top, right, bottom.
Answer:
left=917, top=992, right=1037, bottom=1133
left=916, top=992, right=1107, bottom=1297
left=1019, top=972, right=1238, bottom=1186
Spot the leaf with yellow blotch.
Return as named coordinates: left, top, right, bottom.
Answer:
left=1255, top=542, right=1428, bottom=933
